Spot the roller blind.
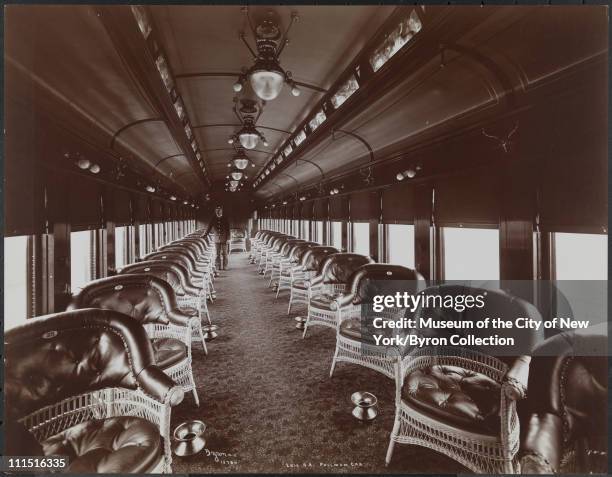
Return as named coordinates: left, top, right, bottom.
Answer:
left=382, top=183, right=415, bottom=224
left=110, top=188, right=132, bottom=226
left=314, top=198, right=329, bottom=220
left=435, top=169, right=500, bottom=226
left=150, top=199, right=163, bottom=222
left=134, top=195, right=150, bottom=222
left=350, top=190, right=380, bottom=222
left=540, top=142, right=607, bottom=231
left=293, top=203, right=301, bottom=220
left=69, top=179, right=102, bottom=230
left=329, top=195, right=348, bottom=220
left=301, top=200, right=314, bottom=220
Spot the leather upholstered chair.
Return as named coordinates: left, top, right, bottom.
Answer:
left=4, top=309, right=184, bottom=473
left=249, top=230, right=270, bottom=263
left=68, top=274, right=202, bottom=406
left=229, top=228, right=247, bottom=253
left=288, top=246, right=337, bottom=314
left=519, top=326, right=607, bottom=474
left=146, top=249, right=211, bottom=297
left=269, top=238, right=305, bottom=288
left=257, top=234, right=288, bottom=273
left=260, top=235, right=291, bottom=275
left=119, top=260, right=213, bottom=347
left=329, top=264, right=426, bottom=379
left=277, top=241, right=318, bottom=299
left=302, top=252, right=373, bottom=338
left=386, top=285, right=545, bottom=473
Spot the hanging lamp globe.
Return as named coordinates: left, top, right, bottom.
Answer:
left=238, top=118, right=262, bottom=150
left=249, top=58, right=285, bottom=101
left=232, top=150, right=250, bottom=170
left=230, top=170, right=244, bottom=181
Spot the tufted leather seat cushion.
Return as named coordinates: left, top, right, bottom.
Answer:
left=292, top=280, right=308, bottom=290
left=177, top=304, right=199, bottom=317
left=41, top=416, right=162, bottom=473
left=338, top=317, right=403, bottom=345
left=310, top=293, right=340, bottom=311
left=151, top=338, right=187, bottom=369
left=403, top=365, right=501, bottom=435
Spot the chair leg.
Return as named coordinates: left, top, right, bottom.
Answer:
left=288, top=295, right=293, bottom=314
left=329, top=346, right=339, bottom=377
left=302, top=315, right=309, bottom=338
left=189, top=370, right=200, bottom=407
left=385, top=418, right=401, bottom=465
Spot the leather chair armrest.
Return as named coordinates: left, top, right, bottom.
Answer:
left=167, top=309, right=192, bottom=326
left=503, top=355, right=531, bottom=400
left=137, top=365, right=185, bottom=406
left=308, top=274, right=324, bottom=288
left=519, top=413, right=563, bottom=473
left=331, top=292, right=354, bottom=311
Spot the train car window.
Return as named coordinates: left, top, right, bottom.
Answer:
left=387, top=224, right=415, bottom=268
left=301, top=221, right=310, bottom=240
left=315, top=221, right=324, bottom=243
left=443, top=227, right=500, bottom=280
left=70, top=230, right=95, bottom=292
left=370, top=9, right=422, bottom=73
left=554, top=232, right=607, bottom=280
left=4, top=235, right=31, bottom=328
left=331, top=221, right=342, bottom=250
left=352, top=222, right=370, bottom=256
left=138, top=224, right=148, bottom=258
left=292, top=220, right=299, bottom=236
left=115, top=226, right=128, bottom=269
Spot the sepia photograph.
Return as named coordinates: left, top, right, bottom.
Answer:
left=3, top=4, right=609, bottom=475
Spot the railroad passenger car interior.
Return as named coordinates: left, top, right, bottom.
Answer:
left=3, top=4, right=609, bottom=475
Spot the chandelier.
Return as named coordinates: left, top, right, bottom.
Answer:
left=233, top=10, right=301, bottom=101
left=228, top=117, right=268, bottom=150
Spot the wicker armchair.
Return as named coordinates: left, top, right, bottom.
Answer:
left=229, top=228, right=247, bottom=253
left=268, top=239, right=305, bottom=287
left=302, top=253, right=373, bottom=338
left=5, top=309, right=184, bottom=473
left=119, top=260, right=213, bottom=348
left=269, top=239, right=306, bottom=289
left=288, top=246, right=338, bottom=314
left=249, top=230, right=268, bottom=263
left=262, top=235, right=293, bottom=278
left=329, top=264, right=426, bottom=380
left=146, top=249, right=212, bottom=297
left=68, top=274, right=202, bottom=406
left=277, top=241, right=319, bottom=299
left=386, top=285, right=544, bottom=473
left=519, top=326, right=607, bottom=474
left=252, top=231, right=274, bottom=265
left=257, top=234, right=287, bottom=273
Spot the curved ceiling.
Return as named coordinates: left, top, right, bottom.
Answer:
left=5, top=5, right=607, bottom=205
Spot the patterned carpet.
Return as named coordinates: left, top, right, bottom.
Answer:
left=170, top=253, right=465, bottom=474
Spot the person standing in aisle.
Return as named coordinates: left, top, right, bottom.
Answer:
left=204, top=205, right=231, bottom=271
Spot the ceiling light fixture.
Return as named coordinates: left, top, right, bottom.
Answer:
left=233, top=117, right=267, bottom=150
left=230, top=170, right=244, bottom=181
left=146, top=185, right=156, bottom=193
left=231, top=149, right=251, bottom=170
left=396, top=165, right=422, bottom=181
left=236, top=10, right=301, bottom=101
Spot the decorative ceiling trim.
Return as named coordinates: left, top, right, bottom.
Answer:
left=110, top=117, right=164, bottom=149
left=154, top=153, right=185, bottom=167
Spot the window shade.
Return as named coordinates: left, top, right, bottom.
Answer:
left=301, top=200, right=314, bottom=220
left=329, top=195, right=348, bottom=220
left=540, top=142, right=607, bottom=230
left=134, top=195, right=150, bottom=222
left=69, top=179, right=102, bottom=230
left=109, top=188, right=132, bottom=226
left=350, top=190, right=380, bottom=222
left=435, top=169, right=500, bottom=226
left=314, top=199, right=329, bottom=220
left=382, top=183, right=415, bottom=223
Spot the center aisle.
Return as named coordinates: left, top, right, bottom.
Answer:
left=171, top=252, right=461, bottom=474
